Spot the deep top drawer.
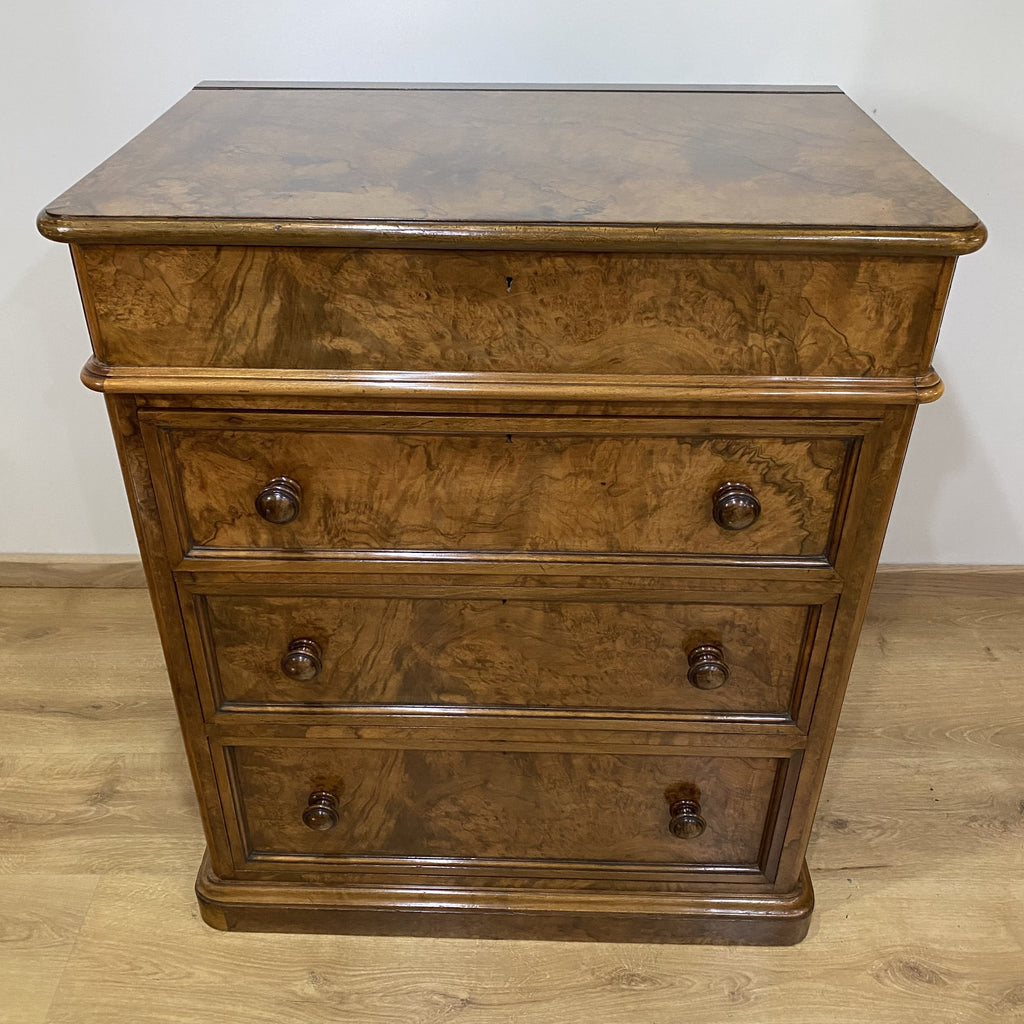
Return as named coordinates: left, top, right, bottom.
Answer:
left=75, top=246, right=947, bottom=378
left=146, top=413, right=857, bottom=562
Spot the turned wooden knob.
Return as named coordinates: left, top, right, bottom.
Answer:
left=280, top=639, right=322, bottom=682
left=255, top=476, right=302, bottom=524
left=302, top=790, right=339, bottom=831
left=668, top=797, right=707, bottom=839
left=686, top=644, right=730, bottom=690
left=712, top=482, right=761, bottom=531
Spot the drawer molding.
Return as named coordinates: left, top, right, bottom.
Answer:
left=146, top=413, right=860, bottom=564
left=182, top=585, right=839, bottom=728
left=82, top=355, right=946, bottom=405
left=195, top=852, right=815, bottom=944
left=218, top=744, right=798, bottom=883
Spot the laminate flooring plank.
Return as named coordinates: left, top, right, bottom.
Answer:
left=0, top=588, right=176, bottom=754
left=816, top=586, right=1024, bottom=872
left=0, top=875, right=98, bottom=1024
left=44, top=869, right=1022, bottom=1024
left=0, top=578, right=1017, bottom=1023
left=0, top=753, right=203, bottom=874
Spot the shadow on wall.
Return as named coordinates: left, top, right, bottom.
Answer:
left=3, top=243, right=136, bottom=553
left=884, top=385, right=1024, bottom=564
left=853, top=11, right=1024, bottom=564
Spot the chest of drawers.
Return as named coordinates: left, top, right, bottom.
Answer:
left=40, top=83, right=983, bottom=944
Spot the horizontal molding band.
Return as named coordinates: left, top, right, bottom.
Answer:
left=240, top=850, right=763, bottom=879
left=81, top=357, right=946, bottom=405
left=40, top=214, right=986, bottom=255
left=2, top=556, right=1018, bottom=590
left=196, top=851, right=809, bottom=916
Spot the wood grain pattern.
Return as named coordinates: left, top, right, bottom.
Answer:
left=39, top=87, right=981, bottom=251
left=0, top=876, right=99, bottom=1024
left=35, top=84, right=988, bottom=946
left=79, top=358, right=949, bottom=406
left=103, top=394, right=242, bottom=876
left=3, top=575, right=1019, bottom=1022
left=0, top=587, right=173, bottom=753
left=156, top=419, right=851, bottom=559
left=197, top=591, right=818, bottom=717
left=52, top=871, right=1024, bottom=1023
left=46, top=872, right=1024, bottom=1023
left=5, top=556, right=1013, bottom=591
left=0, top=753, right=202, bottom=875
left=228, top=744, right=782, bottom=870
left=194, top=854, right=813, bottom=943
left=74, top=246, right=947, bottom=378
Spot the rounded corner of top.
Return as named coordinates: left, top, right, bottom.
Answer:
left=961, top=220, right=988, bottom=254
left=36, top=206, right=70, bottom=243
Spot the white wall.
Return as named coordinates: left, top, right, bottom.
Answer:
left=2, top=0, right=1021, bottom=561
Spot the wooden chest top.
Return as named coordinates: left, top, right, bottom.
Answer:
left=38, top=83, right=982, bottom=254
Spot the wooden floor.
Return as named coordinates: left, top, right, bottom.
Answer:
left=1, top=568, right=1022, bottom=1023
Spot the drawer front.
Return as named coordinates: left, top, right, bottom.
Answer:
left=152, top=415, right=854, bottom=560
left=193, top=590, right=832, bottom=720
left=77, top=245, right=945, bottom=377
left=227, top=743, right=788, bottom=874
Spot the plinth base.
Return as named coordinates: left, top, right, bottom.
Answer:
left=195, top=852, right=813, bottom=945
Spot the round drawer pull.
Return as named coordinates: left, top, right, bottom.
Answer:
left=255, top=476, right=302, bottom=525
left=686, top=643, right=730, bottom=690
left=712, top=482, right=761, bottom=531
left=668, top=797, right=707, bottom=840
left=280, top=639, right=323, bottom=682
left=302, top=790, right=339, bottom=831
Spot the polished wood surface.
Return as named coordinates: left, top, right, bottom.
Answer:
left=153, top=415, right=851, bottom=559
left=38, top=85, right=982, bottom=253
left=37, top=85, right=984, bottom=944
left=193, top=855, right=813, bottom=943
left=79, top=358, right=948, bottom=405
left=229, top=743, right=782, bottom=869
left=73, top=246, right=948, bottom=377
left=194, top=589, right=821, bottom=716
left=1, top=574, right=1020, bottom=1022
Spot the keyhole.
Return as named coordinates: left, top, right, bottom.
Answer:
left=505, top=276, right=513, bottom=293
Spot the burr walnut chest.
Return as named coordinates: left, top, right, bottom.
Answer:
left=39, top=83, right=984, bottom=944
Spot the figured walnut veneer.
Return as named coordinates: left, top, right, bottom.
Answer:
left=75, top=246, right=947, bottom=377
left=228, top=744, right=785, bottom=872
left=40, top=86, right=980, bottom=245
left=194, top=590, right=828, bottom=718
left=150, top=416, right=853, bottom=560
left=41, top=83, right=983, bottom=944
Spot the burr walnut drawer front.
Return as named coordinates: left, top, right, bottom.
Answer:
left=77, top=246, right=947, bottom=378
left=147, top=414, right=856, bottom=561
left=186, top=588, right=837, bottom=722
left=223, top=742, right=794, bottom=876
